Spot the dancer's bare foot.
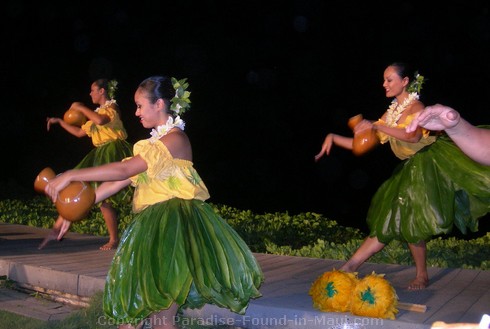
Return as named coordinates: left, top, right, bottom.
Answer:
left=407, top=277, right=428, bottom=290
left=100, top=240, right=119, bottom=251
left=339, top=262, right=356, bottom=273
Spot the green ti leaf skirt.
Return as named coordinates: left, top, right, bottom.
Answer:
left=74, top=138, right=133, bottom=206
left=367, top=131, right=490, bottom=244
left=103, top=198, right=264, bottom=325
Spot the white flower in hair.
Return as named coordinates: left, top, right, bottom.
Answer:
left=170, top=77, right=191, bottom=115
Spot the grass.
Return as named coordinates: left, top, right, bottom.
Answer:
left=0, top=291, right=117, bottom=329
left=0, top=289, right=241, bottom=329
left=0, top=310, right=45, bottom=329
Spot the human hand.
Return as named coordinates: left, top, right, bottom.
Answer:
left=406, top=104, right=460, bottom=133
left=44, top=172, right=72, bottom=203
left=314, top=133, right=334, bottom=161
left=57, top=219, right=72, bottom=240
left=46, top=117, right=61, bottom=131
left=353, top=119, right=374, bottom=134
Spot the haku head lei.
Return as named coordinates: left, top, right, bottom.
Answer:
left=170, top=77, right=191, bottom=116
left=407, top=71, right=425, bottom=95
left=149, top=77, right=190, bottom=141
left=107, top=79, right=118, bottom=100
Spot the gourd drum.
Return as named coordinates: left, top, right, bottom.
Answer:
left=63, top=108, right=87, bottom=126
left=34, top=167, right=95, bottom=222
left=348, top=114, right=379, bottom=156
left=34, top=167, right=56, bottom=193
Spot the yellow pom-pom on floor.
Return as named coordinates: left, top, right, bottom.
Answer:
left=350, top=272, right=398, bottom=319
left=309, top=270, right=359, bottom=312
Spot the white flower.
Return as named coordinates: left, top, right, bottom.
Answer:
left=385, top=93, right=419, bottom=127
left=149, top=116, right=186, bottom=143
left=173, top=115, right=185, bottom=130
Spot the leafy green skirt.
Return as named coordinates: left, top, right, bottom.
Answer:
left=74, top=139, right=133, bottom=206
left=367, top=133, right=490, bottom=244
left=103, top=198, right=264, bottom=325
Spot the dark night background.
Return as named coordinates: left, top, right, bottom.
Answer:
left=2, top=1, right=490, bottom=235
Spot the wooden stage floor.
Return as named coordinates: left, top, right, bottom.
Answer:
left=0, top=222, right=488, bottom=328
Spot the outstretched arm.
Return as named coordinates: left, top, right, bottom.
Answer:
left=50, top=174, right=132, bottom=243
left=407, top=104, right=490, bottom=165
left=71, top=102, right=111, bottom=125
left=45, top=155, right=147, bottom=202
left=314, top=133, right=353, bottom=161
left=95, top=180, right=132, bottom=203
left=46, top=117, right=87, bottom=137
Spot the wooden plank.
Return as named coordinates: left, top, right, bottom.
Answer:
left=457, top=289, right=490, bottom=323
left=425, top=270, right=490, bottom=324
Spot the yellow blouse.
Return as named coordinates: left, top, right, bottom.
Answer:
left=81, top=101, right=128, bottom=147
left=376, top=113, right=436, bottom=160
left=128, top=139, right=210, bottom=213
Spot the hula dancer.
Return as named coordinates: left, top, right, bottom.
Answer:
left=315, top=62, right=490, bottom=290
left=41, top=78, right=133, bottom=250
left=44, top=76, right=264, bottom=328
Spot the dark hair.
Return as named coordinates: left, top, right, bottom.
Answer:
left=93, top=78, right=109, bottom=91
left=138, top=76, right=174, bottom=112
left=388, top=62, right=417, bottom=82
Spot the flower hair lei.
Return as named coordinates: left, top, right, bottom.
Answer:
left=107, top=79, right=118, bottom=100
left=150, top=77, right=191, bottom=142
left=94, top=80, right=118, bottom=113
left=170, top=77, right=191, bottom=115
left=385, top=72, right=426, bottom=127
left=407, top=71, right=425, bottom=94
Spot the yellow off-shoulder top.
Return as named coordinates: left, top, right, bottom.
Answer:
left=128, top=139, right=210, bottom=213
left=81, top=101, right=128, bottom=147
left=376, top=113, right=436, bottom=160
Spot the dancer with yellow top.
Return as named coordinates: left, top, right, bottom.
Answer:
left=40, top=78, right=133, bottom=250
left=44, top=76, right=263, bottom=328
left=315, top=62, right=490, bottom=290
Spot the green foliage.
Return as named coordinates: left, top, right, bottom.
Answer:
left=107, top=80, right=118, bottom=100
left=426, top=234, right=490, bottom=270
left=171, top=77, right=191, bottom=115
left=0, top=198, right=489, bottom=270
left=266, top=235, right=490, bottom=270
left=210, top=203, right=364, bottom=252
left=407, top=71, right=426, bottom=94
left=0, top=310, right=44, bottom=329
left=0, top=275, right=15, bottom=289
left=0, top=197, right=59, bottom=229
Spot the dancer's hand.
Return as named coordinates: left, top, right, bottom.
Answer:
left=45, top=172, right=72, bottom=202
left=58, top=219, right=72, bottom=240
left=315, top=133, right=335, bottom=161
left=46, top=117, right=61, bottom=131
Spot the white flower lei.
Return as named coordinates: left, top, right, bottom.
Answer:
left=149, top=115, right=185, bottom=143
left=95, top=99, right=116, bottom=113
left=385, top=92, right=419, bottom=127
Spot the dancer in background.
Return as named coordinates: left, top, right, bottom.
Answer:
left=40, top=78, right=133, bottom=250
left=315, top=62, right=490, bottom=290
left=44, top=76, right=263, bottom=328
